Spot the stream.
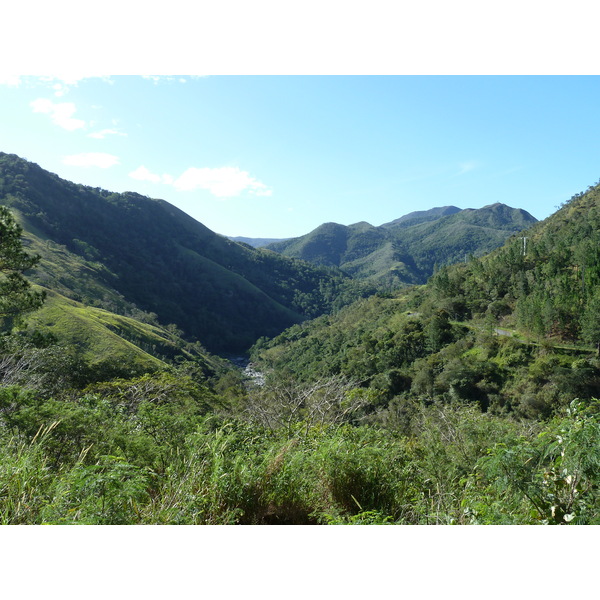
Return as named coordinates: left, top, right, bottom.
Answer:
left=229, top=356, right=266, bottom=387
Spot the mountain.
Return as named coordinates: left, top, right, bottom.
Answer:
left=3, top=151, right=599, bottom=527
left=380, top=205, right=461, bottom=228
left=0, top=152, right=358, bottom=354
left=266, top=204, right=538, bottom=287
left=251, top=183, right=600, bottom=420
left=227, top=236, right=288, bottom=248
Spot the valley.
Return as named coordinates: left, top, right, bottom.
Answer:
left=0, top=151, right=598, bottom=525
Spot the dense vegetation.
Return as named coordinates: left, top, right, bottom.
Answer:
left=252, top=185, right=600, bottom=420
left=0, top=153, right=598, bottom=525
left=1, top=340, right=598, bottom=524
left=0, top=153, right=370, bottom=353
left=266, top=203, right=537, bottom=288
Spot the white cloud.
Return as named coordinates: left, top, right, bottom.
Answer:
left=62, top=153, right=119, bottom=168
left=129, top=166, right=173, bottom=184
left=30, top=98, right=86, bottom=131
left=456, top=161, right=478, bottom=176
left=53, top=83, right=66, bottom=97
left=39, top=75, right=88, bottom=86
left=141, top=75, right=193, bottom=84
left=88, top=128, right=127, bottom=139
left=40, top=75, right=111, bottom=93
left=174, top=166, right=272, bottom=198
left=127, top=163, right=272, bottom=198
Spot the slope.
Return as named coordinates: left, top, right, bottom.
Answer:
left=0, top=152, right=356, bottom=353
left=24, top=289, right=203, bottom=370
left=251, top=182, right=600, bottom=420
left=266, top=204, right=537, bottom=287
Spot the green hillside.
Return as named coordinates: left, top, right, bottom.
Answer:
left=252, top=185, right=600, bottom=420
left=24, top=290, right=209, bottom=370
left=0, top=157, right=598, bottom=526
left=0, top=152, right=361, bottom=353
left=266, top=203, right=537, bottom=286
left=380, top=205, right=461, bottom=228
left=394, top=202, right=538, bottom=276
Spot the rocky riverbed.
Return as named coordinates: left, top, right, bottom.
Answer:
left=229, top=356, right=266, bottom=387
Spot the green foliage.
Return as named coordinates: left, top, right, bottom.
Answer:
left=2, top=157, right=600, bottom=527
left=463, top=400, right=600, bottom=524
left=142, top=421, right=422, bottom=525
left=0, top=425, right=56, bottom=524
left=267, top=203, right=536, bottom=288
left=425, top=182, right=600, bottom=348
left=0, top=370, right=593, bottom=525
left=0, top=152, right=365, bottom=353
left=41, top=455, right=151, bottom=525
left=581, top=288, right=600, bottom=353
left=0, top=205, right=45, bottom=329
left=254, top=181, right=600, bottom=422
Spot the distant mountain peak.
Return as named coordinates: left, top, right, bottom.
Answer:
left=266, top=203, right=536, bottom=286
left=381, top=206, right=461, bottom=228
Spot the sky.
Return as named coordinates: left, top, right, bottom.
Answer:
left=1, top=0, right=599, bottom=590
left=2, top=2, right=600, bottom=240
left=3, top=74, right=600, bottom=239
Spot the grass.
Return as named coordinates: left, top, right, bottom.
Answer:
left=25, top=290, right=180, bottom=369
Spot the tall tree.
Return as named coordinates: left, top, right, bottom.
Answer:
left=581, top=289, right=600, bottom=354
left=0, top=207, right=45, bottom=329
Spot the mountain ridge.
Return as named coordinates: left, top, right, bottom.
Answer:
left=251, top=180, right=600, bottom=420
left=0, top=152, right=358, bottom=354
left=265, top=203, right=537, bottom=286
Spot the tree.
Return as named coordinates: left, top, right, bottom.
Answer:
left=0, top=206, right=45, bottom=329
left=425, top=309, right=453, bottom=353
left=245, top=374, right=373, bottom=434
left=581, top=289, right=600, bottom=354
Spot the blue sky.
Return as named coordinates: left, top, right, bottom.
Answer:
left=2, top=75, right=600, bottom=238
left=2, top=0, right=598, bottom=585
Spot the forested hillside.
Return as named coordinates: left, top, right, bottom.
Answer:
left=253, top=183, right=600, bottom=419
left=0, top=153, right=367, bottom=353
left=266, top=203, right=537, bottom=287
left=0, top=152, right=598, bottom=526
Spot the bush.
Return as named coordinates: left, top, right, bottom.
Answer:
left=463, top=400, right=600, bottom=524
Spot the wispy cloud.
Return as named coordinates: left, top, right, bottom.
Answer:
left=87, top=128, right=127, bottom=139
left=456, top=160, right=478, bottom=176
left=3, top=76, right=112, bottom=97
left=129, top=166, right=172, bottom=184
left=173, top=167, right=272, bottom=198
left=38, top=75, right=89, bottom=86
left=62, top=153, right=119, bottom=168
left=141, top=76, right=195, bottom=84
left=30, top=98, right=86, bottom=131
left=128, top=163, right=272, bottom=198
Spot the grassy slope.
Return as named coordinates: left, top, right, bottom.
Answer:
left=24, top=289, right=224, bottom=372
left=25, top=290, right=165, bottom=368
left=8, top=210, right=220, bottom=372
